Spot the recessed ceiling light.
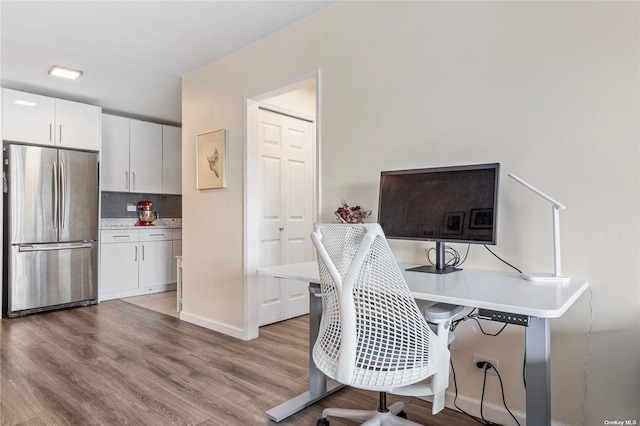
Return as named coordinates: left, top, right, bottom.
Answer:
left=48, top=65, right=83, bottom=80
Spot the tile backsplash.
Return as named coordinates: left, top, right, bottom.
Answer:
left=101, top=191, right=182, bottom=219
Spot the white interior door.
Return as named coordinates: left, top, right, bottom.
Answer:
left=258, top=108, right=314, bottom=326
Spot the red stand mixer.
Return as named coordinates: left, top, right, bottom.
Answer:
left=136, top=200, right=157, bottom=226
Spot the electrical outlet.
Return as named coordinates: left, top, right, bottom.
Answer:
left=126, top=204, right=136, bottom=212
left=473, top=355, right=498, bottom=375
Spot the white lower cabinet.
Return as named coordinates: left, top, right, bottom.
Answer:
left=139, top=231, right=173, bottom=288
left=100, top=228, right=181, bottom=300
left=101, top=242, right=139, bottom=293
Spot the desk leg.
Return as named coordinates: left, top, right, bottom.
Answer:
left=308, top=283, right=326, bottom=394
left=266, top=282, right=344, bottom=422
left=525, top=317, right=551, bottom=426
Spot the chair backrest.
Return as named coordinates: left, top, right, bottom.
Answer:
left=311, top=223, right=439, bottom=390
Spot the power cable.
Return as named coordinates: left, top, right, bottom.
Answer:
left=478, top=362, right=521, bottom=426
left=483, top=245, right=522, bottom=274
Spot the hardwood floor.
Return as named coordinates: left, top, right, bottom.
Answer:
left=1, top=300, right=475, bottom=425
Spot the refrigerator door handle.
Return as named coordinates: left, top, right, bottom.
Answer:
left=19, top=243, right=93, bottom=252
left=53, top=161, right=58, bottom=229
left=60, top=161, right=66, bottom=229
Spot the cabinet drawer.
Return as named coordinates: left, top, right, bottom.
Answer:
left=172, top=229, right=182, bottom=240
left=101, top=230, right=139, bottom=243
left=139, top=229, right=172, bottom=242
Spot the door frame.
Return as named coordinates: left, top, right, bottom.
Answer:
left=243, top=70, right=321, bottom=339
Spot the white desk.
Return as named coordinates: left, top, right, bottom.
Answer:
left=257, top=261, right=589, bottom=425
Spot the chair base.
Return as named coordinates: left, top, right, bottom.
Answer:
left=319, top=401, right=423, bottom=426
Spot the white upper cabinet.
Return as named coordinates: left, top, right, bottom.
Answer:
left=55, top=98, right=101, bottom=151
left=162, top=125, right=181, bottom=194
left=129, top=119, right=163, bottom=194
left=2, top=88, right=100, bottom=151
left=102, top=114, right=181, bottom=195
left=3, top=89, right=56, bottom=145
left=101, top=114, right=130, bottom=192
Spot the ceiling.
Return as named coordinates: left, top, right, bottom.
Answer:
left=1, top=1, right=332, bottom=126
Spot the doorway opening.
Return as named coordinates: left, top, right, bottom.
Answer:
left=244, top=72, right=319, bottom=339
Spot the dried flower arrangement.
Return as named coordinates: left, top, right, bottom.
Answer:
left=334, top=200, right=372, bottom=224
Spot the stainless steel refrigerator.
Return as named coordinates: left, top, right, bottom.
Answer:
left=3, top=144, right=99, bottom=317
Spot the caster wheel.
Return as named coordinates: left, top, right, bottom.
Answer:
left=316, top=418, right=330, bottom=426
left=397, top=411, right=407, bottom=419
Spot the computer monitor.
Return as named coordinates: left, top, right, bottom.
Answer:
left=378, top=163, right=500, bottom=274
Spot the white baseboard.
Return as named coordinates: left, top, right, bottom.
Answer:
left=418, top=392, right=567, bottom=426
left=180, top=311, right=246, bottom=340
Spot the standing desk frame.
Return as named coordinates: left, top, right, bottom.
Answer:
left=257, top=261, right=589, bottom=425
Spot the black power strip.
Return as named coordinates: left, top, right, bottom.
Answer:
left=478, top=308, right=529, bottom=327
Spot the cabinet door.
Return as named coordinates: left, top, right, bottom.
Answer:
left=100, top=242, right=139, bottom=293
left=101, top=115, right=131, bottom=191
left=2, top=88, right=55, bottom=145
left=139, top=240, right=173, bottom=287
left=130, top=119, right=163, bottom=193
left=162, top=125, right=181, bottom=194
left=55, top=98, right=101, bottom=151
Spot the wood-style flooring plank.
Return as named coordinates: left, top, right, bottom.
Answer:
left=1, top=299, right=476, bottom=426
left=0, top=377, right=40, bottom=425
left=8, top=372, right=95, bottom=425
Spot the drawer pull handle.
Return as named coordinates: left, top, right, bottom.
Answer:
left=19, top=243, right=92, bottom=252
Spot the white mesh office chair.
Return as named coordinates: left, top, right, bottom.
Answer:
left=311, top=223, right=459, bottom=426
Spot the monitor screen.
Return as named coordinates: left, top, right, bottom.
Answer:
left=378, top=163, right=500, bottom=245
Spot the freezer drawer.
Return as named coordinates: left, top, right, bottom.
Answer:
left=7, top=242, right=98, bottom=316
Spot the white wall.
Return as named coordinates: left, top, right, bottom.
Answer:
left=182, top=2, right=639, bottom=423
left=264, top=85, right=316, bottom=117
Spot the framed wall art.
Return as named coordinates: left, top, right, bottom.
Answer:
left=196, top=129, right=227, bottom=189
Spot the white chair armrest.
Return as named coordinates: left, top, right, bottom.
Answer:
left=416, top=301, right=463, bottom=346
left=416, top=301, right=463, bottom=323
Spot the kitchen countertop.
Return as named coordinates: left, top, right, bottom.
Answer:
left=101, top=218, right=182, bottom=230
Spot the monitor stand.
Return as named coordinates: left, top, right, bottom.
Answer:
left=406, top=242, right=461, bottom=274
